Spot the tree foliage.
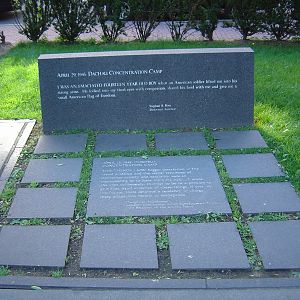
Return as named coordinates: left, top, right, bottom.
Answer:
left=51, top=0, right=96, bottom=42
left=13, top=0, right=52, bottom=42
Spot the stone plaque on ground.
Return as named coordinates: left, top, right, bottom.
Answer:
left=39, top=48, right=254, bottom=133
left=250, top=221, right=300, bottom=269
left=21, top=158, right=83, bottom=183
left=80, top=224, right=158, bottom=269
left=95, top=133, right=147, bottom=152
left=87, top=156, right=231, bottom=217
left=222, top=153, right=284, bottom=178
left=167, top=223, right=250, bottom=270
left=0, top=225, right=71, bottom=267
left=234, top=182, right=300, bottom=214
left=34, top=134, right=87, bottom=154
left=155, top=132, right=208, bottom=150
left=213, top=130, right=268, bottom=149
left=7, top=188, right=77, bottom=219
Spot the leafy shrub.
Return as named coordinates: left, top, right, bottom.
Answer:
left=13, top=0, right=52, bottom=42
left=93, top=0, right=129, bottom=43
left=194, top=0, right=220, bottom=41
left=261, top=0, right=298, bottom=41
left=165, top=0, right=200, bottom=41
left=51, top=0, right=96, bottom=42
left=230, top=0, right=262, bottom=40
left=128, top=0, right=163, bottom=42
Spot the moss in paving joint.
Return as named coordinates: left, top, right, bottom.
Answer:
left=74, top=131, right=95, bottom=220
left=0, top=266, right=11, bottom=276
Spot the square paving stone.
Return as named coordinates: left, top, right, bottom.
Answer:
left=234, top=182, right=300, bottom=214
left=0, top=225, right=71, bottom=267
left=21, top=158, right=83, bottom=183
left=167, top=223, right=250, bottom=270
left=155, top=132, right=208, bottom=150
left=87, top=156, right=231, bottom=217
left=222, top=153, right=284, bottom=178
left=95, top=134, right=147, bottom=152
left=213, top=130, right=268, bottom=149
left=80, top=224, right=158, bottom=269
left=250, top=221, right=300, bottom=269
left=34, top=134, right=87, bottom=154
left=7, top=188, right=77, bottom=219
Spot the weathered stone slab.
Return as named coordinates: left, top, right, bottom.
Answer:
left=167, top=223, right=250, bottom=270
left=222, top=154, right=284, bottom=178
left=250, top=221, right=300, bottom=269
left=234, top=182, right=300, bottom=214
left=21, top=158, right=83, bottom=183
left=34, top=134, right=87, bottom=154
left=213, top=130, right=268, bottom=149
left=0, top=225, right=71, bottom=267
left=87, top=156, right=231, bottom=217
left=38, top=48, right=254, bottom=133
left=155, top=132, right=208, bottom=150
left=80, top=224, right=158, bottom=269
left=7, top=188, right=77, bottom=219
left=95, top=133, right=147, bottom=152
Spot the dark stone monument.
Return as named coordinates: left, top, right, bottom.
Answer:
left=38, top=48, right=254, bottom=133
left=87, top=156, right=231, bottom=217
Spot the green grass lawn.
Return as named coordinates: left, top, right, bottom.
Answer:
left=0, top=40, right=299, bottom=192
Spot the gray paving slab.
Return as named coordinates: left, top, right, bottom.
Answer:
left=80, top=224, right=158, bottom=269
left=87, top=156, right=231, bottom=217
left=0, top=225, right=71, bottom=267
left=167, top=222, right=250, bottom=270
left=222, top=153, right=284, bottom=178
left=155, top=132, right=209, bottom=150
left=95, top=134, right=147, bottom=152
left=234, top=182, right=300, bottom=214
left=213, top=130, right=268, bottom=149
left=7, top=188, right=77, bottom=219
left=250, top=221, right=300, bottom=270
left=1, top=288, right=300, bottom=300
left=21, top=158, right=83, bottom=183
left=34, top=134, right=88, bottom=154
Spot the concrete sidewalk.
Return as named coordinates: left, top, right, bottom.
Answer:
left=0, top=120, right=35, bottom=193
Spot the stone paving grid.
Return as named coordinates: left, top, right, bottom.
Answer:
left=95, top=133, right=147, bottom=152
left=34, top=134, right=88, bottom=154
left=222, top=153, right=285, bottom=178
left=250, top=221, right=300, bottom=270
left=21, top=158, right=83, bottom=183
left=212, top=130, right=268, bottom=149
left=7, top=188, right=77, bottom=219
left=167, top=223, right=250, bottom=270
left=0, top=226, right=71, bottom=267
left=233, top=182, right=300, bottom=214
left=80, top=224, right=158, bottom=269
left=155, top=132, right=209, bottom=150
left=4, top=126, right=300, bottom=271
